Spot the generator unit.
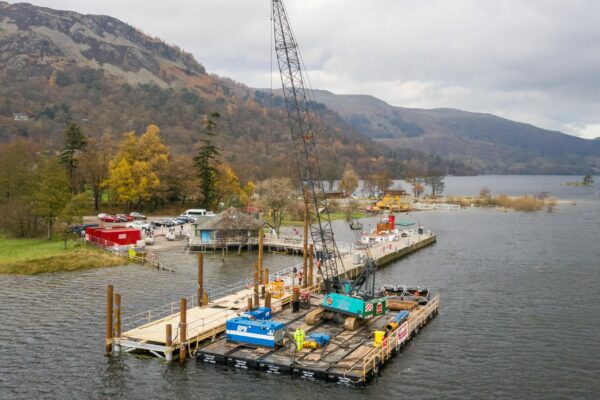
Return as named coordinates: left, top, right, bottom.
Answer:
left=225, top=317, right=285, bottom=348
left=240, top=307, right=272, bottom=321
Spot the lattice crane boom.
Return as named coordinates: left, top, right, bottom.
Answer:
left=272, top=0, right=345, bottom=293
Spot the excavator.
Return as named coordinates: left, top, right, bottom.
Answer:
left=271, top=0, right=387, bottom=330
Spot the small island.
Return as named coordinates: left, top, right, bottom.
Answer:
left=566, top=175, right=594, bottom=186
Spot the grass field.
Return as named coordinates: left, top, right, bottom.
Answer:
left=0, top=236, right=126, bottom=275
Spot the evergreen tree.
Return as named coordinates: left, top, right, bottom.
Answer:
left=61, top=123, right=87, bottom=193
left=194, top=112, right=221, bottom=209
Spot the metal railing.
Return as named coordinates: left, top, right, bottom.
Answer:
left=359, top=295, right=440, bottom=380
left=121, top=293, right=198, bottom=330
left=84, top=236, right=162, bottom=268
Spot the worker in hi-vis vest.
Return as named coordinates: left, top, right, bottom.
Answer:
left=293, top=329, right=305, bottom=351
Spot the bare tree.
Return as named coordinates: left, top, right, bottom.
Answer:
left=256, top=178, right=297, bottom=233
left=424, top=167, right=446, bottom=197
left=339, top=164, right=360, bottom=195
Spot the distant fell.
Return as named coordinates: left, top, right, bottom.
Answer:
left=311, top=90, right=600, bottom=174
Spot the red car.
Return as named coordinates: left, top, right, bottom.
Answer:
left=116, top=214, right=134, bottom=222
left=98, top=213, right=117, bottom=223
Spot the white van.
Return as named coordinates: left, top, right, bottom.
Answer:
left=181, top=209, right=214, bottom=218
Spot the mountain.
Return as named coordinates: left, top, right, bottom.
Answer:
left=311, top=90, right=600, bottom=174
left=2, top=1, right=472, bottom=182
left=2, top=1, right=589, bottom=180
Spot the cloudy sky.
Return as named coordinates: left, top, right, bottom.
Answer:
left=20, top=0, right=600, bottom=139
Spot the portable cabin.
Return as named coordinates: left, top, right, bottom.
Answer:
left=85, top=226, right=142, bottom=247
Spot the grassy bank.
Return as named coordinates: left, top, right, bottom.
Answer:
left=280, top=210, right=369, bottom=227
left=0, top=236, right=125, bottom=275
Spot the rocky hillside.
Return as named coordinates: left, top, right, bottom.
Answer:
left=311, top=90, right=600, bottom=174
left=2, top=1, right=474, bottom=181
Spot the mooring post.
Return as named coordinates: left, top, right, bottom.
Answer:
left=165, top=324, right=173, bottom=362
left=264, top=267, right=269, bottom=285
left=179, top=298, right=187, bottom=363
left=247, top=296, right=253, bottom=311
left=308, top=244, right=314, bottom=287
left=114, top=293, right=121, bottom=353
left=253, top=262, right=260, bottom=307
left=202, top=291, right=209, bottom=307
left=105, top=284, right=113, bottom=355
left=265, top=291, right=272, bottom=308
left=258, top=229, right=264, bottom=282
left=302, top=198, right=309, bottom=287
left=197, top=253, right=204, bottom=307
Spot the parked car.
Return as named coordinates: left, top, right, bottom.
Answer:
left=69, top=223, right=99, bottom=234
left=129, top=212, right=147, bottom=220
left=116, top=214, right=134, bottom=222
left=152, top=218, right=176, bottom=227
left=126, top=220, right=151, bottom=230
left=176, top=215, right=195, bottom=223
left=99, top=214, right=118, bottom=222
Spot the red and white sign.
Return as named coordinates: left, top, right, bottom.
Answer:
left=365, top=303, right=373, bottom=312
left=376, top=303, right=383, bottom=314
left=397, top=322, right=409, bottom=343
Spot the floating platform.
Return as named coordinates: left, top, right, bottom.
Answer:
left=196, top=295, right=440, bottom=386
left=114, top=233, right=437, bottom=359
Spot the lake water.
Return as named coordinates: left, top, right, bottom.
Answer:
left=1, top=176, right=599, bottom=399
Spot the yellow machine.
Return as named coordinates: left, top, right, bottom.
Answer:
left=372, top=195, right=410, bottom=212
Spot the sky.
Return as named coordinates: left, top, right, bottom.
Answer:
left=16, top=0, right=600, bottom=139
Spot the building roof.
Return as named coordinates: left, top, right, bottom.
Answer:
left=195, top=207, right=266, bottom=230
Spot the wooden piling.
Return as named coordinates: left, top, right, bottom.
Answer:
left=105, top=284, right=113, bottom=355
left=197, top=253, right=204, bottom=306
left=202, top=291, right=209, bottom=307
left=264, top=267, right=269, bottom=285
left=265, top=291, right=271, bottom=308
left=247, top=297, right=253, bottom=311
left=179, top=298, right=187, bottom=363
left=165, top=324, right=173, bottom=362
left=302, top=199, right=309, bottom=288
left=114, top=293, right=121, bottom=352
left=258, top=229, right=264, bottom=282
left=308, top=244, right=314, bottom=286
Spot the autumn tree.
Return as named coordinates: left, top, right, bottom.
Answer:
left=61, top=123, right=87, bottom=193
left=256, top=177, right=297, bottom=233
left=31, top=157, right=71, bottom=239
left=164, top=154, right=199, bottom=205
left=339, top=164, right=359, bottom=195
left=0, top=139, right=37, bottom=237
left=81, top=133, right=112, bottom=210
left=104, top=125, right=168, bottom=209
left=58, top=193, right=89, bottom=249
left=214, top=163, right=243, bottom=208
left=195, top=112, right=221, bottom=209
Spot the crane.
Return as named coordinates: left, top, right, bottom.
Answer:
left=271, top=0, right=387, bottom=330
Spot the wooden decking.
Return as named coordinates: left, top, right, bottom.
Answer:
left=115, top=233, right=437, bottom=358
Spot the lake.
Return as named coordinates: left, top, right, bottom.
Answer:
left=1, top=176, right=598, bottom=399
